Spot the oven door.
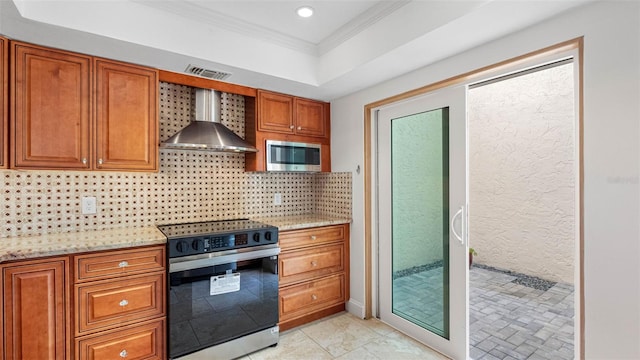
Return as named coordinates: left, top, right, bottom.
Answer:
left=168, top=246, right=280, bottom=359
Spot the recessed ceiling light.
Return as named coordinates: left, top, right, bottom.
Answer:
left=296, top=6, right=314, bottom=18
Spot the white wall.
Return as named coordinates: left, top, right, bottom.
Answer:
left=468, top=63, right=575, bottom=284
left=331, top=1, right=640, bottom=358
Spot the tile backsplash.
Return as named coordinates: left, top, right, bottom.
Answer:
left=0, top=83, right=351, bottom=238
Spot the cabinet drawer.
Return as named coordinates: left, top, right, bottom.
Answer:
left=279, top=225, right=346, bottom=250
left=279, top=243, right=345, bottom=286
left=76, top=318, right=165, bottom=360
left=76, top=273, right=165, bottom=335
left=279, top=274, right=345, bottom=321
left=75, top=246, right=165, bottom=282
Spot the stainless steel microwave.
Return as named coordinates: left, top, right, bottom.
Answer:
left=266, top=140, right=321, bottom=172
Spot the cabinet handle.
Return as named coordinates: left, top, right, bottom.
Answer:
left=118, top=261, right=128, bottom=268
left=119, top=350, right=128, bottom=358
left=297, top=126, right=302, bottom=130
left=119, top=299, right=129, bottom=307
left=82, top=158, right=87, bottom=165
left=310, top=235, right=317, bottom=240
left=98, top=158, right=103, bottom=165
left=289, top=125, right=294, bottom=129
left=311, top=294, right=317, bottom=301
left=311, top=261, right=317, bottom=267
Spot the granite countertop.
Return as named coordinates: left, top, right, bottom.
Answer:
left=0, top=214, right=351, bottom=263
left=0, top=226, right=167, bottom=263
left=253, top=214, right=351, bottom=231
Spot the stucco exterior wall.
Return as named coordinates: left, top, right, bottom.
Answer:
left=468, top=63, right=575, bottom=284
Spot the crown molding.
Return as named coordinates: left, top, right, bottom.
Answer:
left=318, top=1, right=409, bottom=55
left=132, top=0, right=409, bottom=57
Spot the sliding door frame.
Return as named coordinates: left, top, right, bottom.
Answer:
left=363, top=37, right=584, bottom=359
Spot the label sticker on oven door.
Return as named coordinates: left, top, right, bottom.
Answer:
left=210, top=273, right=241, bottom=295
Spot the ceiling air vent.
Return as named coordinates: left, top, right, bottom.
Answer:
left=185, top=64, right=232, bottom=80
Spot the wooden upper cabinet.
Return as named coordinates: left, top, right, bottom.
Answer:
left=248, top=90, right=331, bottom=172
left=294, top=98, right=327, bottom=137
left=11, top=41, right=91, bottom=169
left=257, top=90, right=294, bottom=134
left=2, top=257, right=70, bottom=360
left=10, top=41, right=159, bottom=171
left=257, top=90, right=328, bottom=138
left=94, top=59, right=158, bottom=171
left=0, top=37, right=7, bottom=169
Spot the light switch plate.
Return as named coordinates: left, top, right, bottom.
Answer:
left=274, top=193, right=282, bottom=206
left=81, top=196, right=97, bottom=215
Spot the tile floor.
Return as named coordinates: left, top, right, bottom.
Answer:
left=242, top=312, right=448, bottom=360
left=245, top=265, right=575, bottom=360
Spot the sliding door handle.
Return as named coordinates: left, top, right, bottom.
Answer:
left=451, top=206, right=464, bottom=245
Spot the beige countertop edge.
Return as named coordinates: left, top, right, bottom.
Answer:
left=253, top=215, right=352, bottom=231
left=0, top=226, right=167, bottom=264
left=0, top=216, right=351, bottom=263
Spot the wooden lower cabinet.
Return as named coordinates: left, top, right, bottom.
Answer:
left=75, top=273, right=165, bottom=335
left=2, top=257, right=70, bottom=360
left=73, top=245, right=166, bottom=359
left=280, top=274, right=346, bottom=321
left=278, top=224, right=349, bottom=331
left=0, top=246, right=166, bottom=360
left=75, top=318, right=165, bottom=360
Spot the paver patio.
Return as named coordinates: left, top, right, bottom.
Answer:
left=393, top=265, right=575, bottom=359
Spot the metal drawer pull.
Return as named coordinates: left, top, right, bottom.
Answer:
left=311, top=294, right=317, bottom=300
left=118, top=261, right=129, bottom=268
left=297, top=126, right=302, bottom=130
left=119, top=350, right=128, bottom=358
left=119, top=299, right=129, bottom=307
left=310, top=235, right=317, bottom=240
left=311, top=261, right=317, bottom=267
left=289, top=125, right=294, bottom=129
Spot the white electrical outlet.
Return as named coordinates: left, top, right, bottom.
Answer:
left=274, top=193, right=282, bottom=206
left=81, top=196, right=97, bottom=215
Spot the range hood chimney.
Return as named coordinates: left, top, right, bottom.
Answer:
left=161, top=89, right=258, bottom=153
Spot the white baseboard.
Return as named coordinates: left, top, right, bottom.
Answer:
left=346, top=298, right=366, bottom=319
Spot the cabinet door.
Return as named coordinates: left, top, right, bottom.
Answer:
left=0, top=37, right=7, bottom=168
left=74, top=246, right=165, bottom=283
left=279, top=224, right=347, bottom=250
left=75, top=272, right=165, bottom=335
left=75, top=318, right=165, bottom=360
left=279, top=243, right=346, bottom=286
left=3, top=257, right=70, bottom=360
left=94, top=59, right=158, bottom=171
left=12, top=42, right=91, bottom=169
left=279, top=273, right=346, bottom=322
left=258, top=90, right=294, bottom=134
left=294, top=98, right=327, bottom=137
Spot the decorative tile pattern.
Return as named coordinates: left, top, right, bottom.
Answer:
left=315, top=172, right=352, bottom=218
left=0, top=82, right=352, bottom=239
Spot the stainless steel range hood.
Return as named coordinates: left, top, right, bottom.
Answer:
left=161, top=89, right=258, bottom=153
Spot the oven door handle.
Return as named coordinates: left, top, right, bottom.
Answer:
left=169, top=247, right=280, bottom=273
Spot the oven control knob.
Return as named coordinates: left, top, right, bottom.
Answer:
left=253, top=233, right=261, bottom=242
left=176, top=240, right=189, bottom=253
left=265, top=231, right=272, bottom=241
left=192, top=238, right=204, bottom=251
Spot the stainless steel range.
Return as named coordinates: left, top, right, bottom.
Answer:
left=158, top=219, right=280, bottom=360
